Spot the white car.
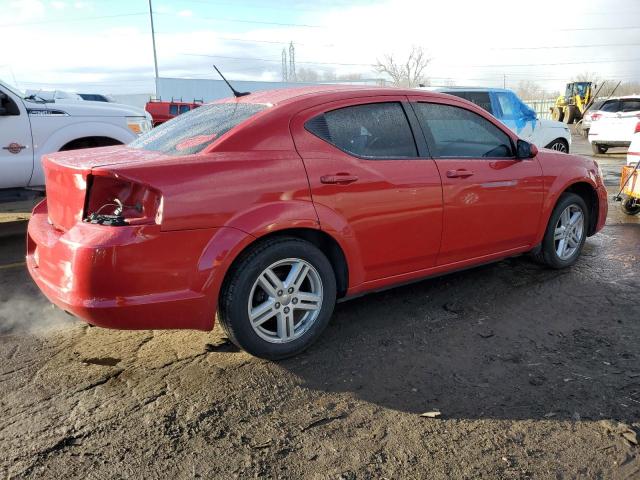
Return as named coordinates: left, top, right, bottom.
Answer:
left=588, top=96, right=640, bottom=154
left=0, top=80, right=152, bottom=190
left=425, top=87, right=572, bottom=152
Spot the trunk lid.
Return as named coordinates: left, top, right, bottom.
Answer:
left=43, top=146, right=167, bottom=230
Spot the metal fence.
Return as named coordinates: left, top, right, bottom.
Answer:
left=523, top=99, right=556, bottom=120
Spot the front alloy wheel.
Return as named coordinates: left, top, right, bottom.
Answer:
left=532, top=192, right=589, bottom=268
left=553, top=204, right=585, bottom=260
left=218, top=237, right=336, bottom=359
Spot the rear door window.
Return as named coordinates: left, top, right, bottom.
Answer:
left=131, top=103, right=268, bottom=156
left=169, top=104, right=179, bottom=115
left=413, top=102, right=514, bottom=158
left=600, top=100, right=620, bottom=113
left=305, top=102, right=418, bottom=159
left=621, top=99, right=640, bottom=112
left=179, top=105, right=190, bottom=114
left=446, top=91, right=493, bottom=114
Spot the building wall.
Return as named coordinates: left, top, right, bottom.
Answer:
left=111, top=93, right=152, bottom=110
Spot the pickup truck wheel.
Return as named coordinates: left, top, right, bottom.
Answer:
left=591, top=143, right=608, bottom=155
left=533, top=193, right=588, bottom=269
left=218, top=237, right=337, bottom=360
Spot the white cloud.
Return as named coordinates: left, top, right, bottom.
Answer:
left=50, top=1, right=67, bottom=9
left=7, top=0, right=46, bottom=21
left=1, top=0, right=637, bottom=94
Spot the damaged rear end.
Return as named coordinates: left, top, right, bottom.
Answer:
left=27, top=146, right=217, bottom=331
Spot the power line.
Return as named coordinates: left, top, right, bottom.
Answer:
left=154, top=31, right=335, bottom=47
left=458, top=58, right=640, bottom=68
left=559, top=25, right=640, bottom=31
left=155, top=12, right=323, bottom=28
left=493, top=42, right=640, bottom=50
left=182, top=53, right=373, bottom=67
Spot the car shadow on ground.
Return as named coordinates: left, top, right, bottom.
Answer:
left=279, top=225, right=640, bottom=423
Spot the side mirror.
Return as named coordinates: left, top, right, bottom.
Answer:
left=516, top=139, right=538, bottom=159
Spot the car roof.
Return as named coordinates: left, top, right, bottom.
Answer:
left=601, top=95, right=640, bottom=101
left=212, top=85, right=452, bottom=107
left=421, top=86, right=513, bottom=94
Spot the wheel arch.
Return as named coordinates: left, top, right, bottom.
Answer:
left=562, top=181, right=599, bottom=235
left=223, top=227, right=350, bottom=299
left=59, top=136, right=123, bottom=151
left=544, top=137, right=569, bottom=152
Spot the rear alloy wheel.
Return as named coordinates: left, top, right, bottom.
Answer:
left=547, top=139, right=568, bottom=153
left=532, top=193, right=588, bottom=268
left=218, top=238, right=336, bottom=359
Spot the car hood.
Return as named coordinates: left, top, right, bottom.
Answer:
left=25, top=99, right=147, bottom=118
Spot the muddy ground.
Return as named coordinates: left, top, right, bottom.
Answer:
left=1, top=136, right=639, bottom=479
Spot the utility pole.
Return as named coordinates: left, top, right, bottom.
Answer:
left=503, top=73, right=506, bottom=89
left=148, top=0, right=160, bottom=97
left=289, top=42, right=296, bottom=82
left=281, top=48, right=288, bottom=82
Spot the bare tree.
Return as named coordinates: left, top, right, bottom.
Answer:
left=374, top=46, right=431, bottom=88
left=296, top=67, right=320, bottom=82
left=515, top=80, right=559, bottom=101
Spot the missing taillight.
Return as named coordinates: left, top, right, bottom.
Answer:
left=84, top=174, right=162, bottom=226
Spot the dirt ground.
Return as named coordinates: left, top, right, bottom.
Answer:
left=1, top=135, right=639, bottom=479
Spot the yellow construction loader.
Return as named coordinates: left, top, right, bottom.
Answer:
left=551, top=81, right=598, bottom=124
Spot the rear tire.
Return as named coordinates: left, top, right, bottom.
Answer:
left=532, top=193, right=589, bottom=269
left=218, top=237, right=337, bottom=360
left=591, top=143, right=608, bottom=155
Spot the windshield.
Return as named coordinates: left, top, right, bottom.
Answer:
left=0, top=79, right=26, bottom=98
left=130, top=102, right=268, bottom=156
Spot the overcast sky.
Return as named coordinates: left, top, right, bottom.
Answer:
left=1, top=0, right=639, bottom=95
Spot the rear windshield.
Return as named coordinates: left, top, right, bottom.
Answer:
left=131, top=102, right=268, bottom=156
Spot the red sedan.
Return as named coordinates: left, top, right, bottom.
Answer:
left=27, top=86, right=608, bottom=359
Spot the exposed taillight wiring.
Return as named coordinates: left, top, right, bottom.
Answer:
left=84, top=174, right=162, bottom=227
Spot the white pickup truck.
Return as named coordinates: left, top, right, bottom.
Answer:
left=0, top=80, right=151, bottom=191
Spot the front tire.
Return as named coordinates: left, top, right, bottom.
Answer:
left=563, top=106, right=577, bottom=124
left=551, top=107, right=564, bottom=122
left=532, top=193, right=589, bottom=269
left=218, top=237, right=337, bottom=360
